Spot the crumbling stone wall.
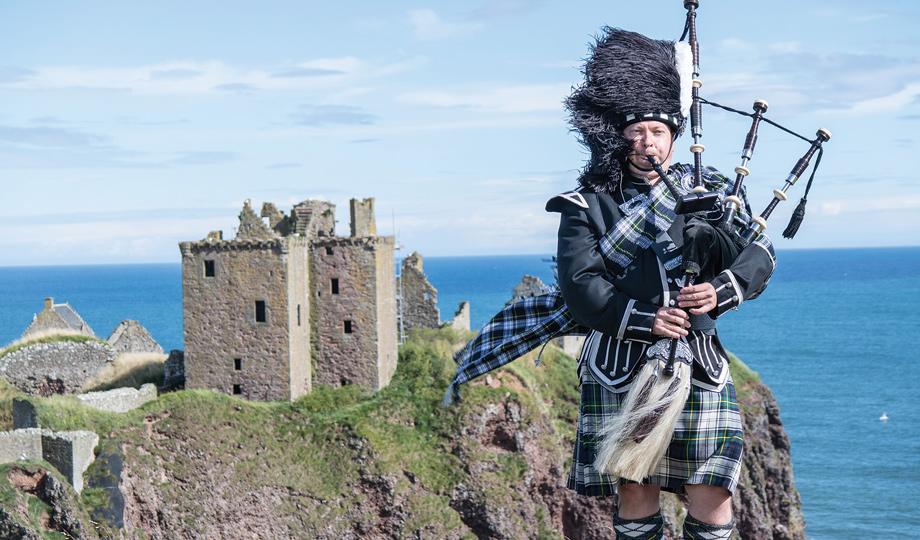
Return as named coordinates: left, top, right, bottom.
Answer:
left=349, top=198, right=377, bottom=237
left=107, top=320, right=163, bottom=355
left=311, top=237, right=393, bottom=389
left=0, top=428, right=43, bottom=462
left=236, top=200, right=277, bottom=241
left=0, top=429, right=98, bottom=493
left=400, top=252, right=440, bottom=330
left=0, top=341, right=115, bottom=396
left=181, top=239, right=296, bottom=401
left=291, top=200, right=335, bottom=238
left=162, top=350, right=185, bottom=390
left=448, top=301, right=471, bottom=332
left=509, top=275, right=551, bottom=304
left=260, top=202, right=288, bottom=234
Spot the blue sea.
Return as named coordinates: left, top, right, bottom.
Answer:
left=1, top=248, right=918, bottom=539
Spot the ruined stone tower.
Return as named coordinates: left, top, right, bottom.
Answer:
left=180, top=197, right=397, bottom=401
left=399, top=252, right=440, bottom=330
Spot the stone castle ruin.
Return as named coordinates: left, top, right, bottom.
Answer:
left=107, top=320, right=163, bottom=355
left=398, top=252, right=470, bottom=334
left=179, top=197, right=398, bottom=401
left=0, top=299, right=163, bottom=396
left=399, top=252, right=440, bottom=331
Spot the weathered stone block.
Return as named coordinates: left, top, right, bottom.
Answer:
left=448, top=301, right=471, bottom=332
left=41, top=430, right=98, bottom=494
left=12, top=398, right=38, bottom=429
left=162, top=349, right=185, bottom=390
left=349, top=197, right=377, bottom=237
left=76, top=383, right=157, bottom=413
left=0, top=429, right=43, bottom=462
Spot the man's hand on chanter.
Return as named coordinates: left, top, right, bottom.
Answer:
left=677, top=283, right=717, bottom=315
left=652, top=307, right=690, bottom=339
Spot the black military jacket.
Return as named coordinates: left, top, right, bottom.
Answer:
left=546, top=183, right=776, bottom=392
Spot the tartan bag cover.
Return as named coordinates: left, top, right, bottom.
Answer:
left=444, top=164, right=743, bottom=405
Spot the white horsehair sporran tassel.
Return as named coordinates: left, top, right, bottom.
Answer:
left=594, top=339, right=693, bottom=481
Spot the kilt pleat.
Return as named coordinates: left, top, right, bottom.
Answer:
left=567, top=365, right=744, bottom=497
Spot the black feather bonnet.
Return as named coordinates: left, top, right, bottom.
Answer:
left=566, top=27, right=692, bottom=192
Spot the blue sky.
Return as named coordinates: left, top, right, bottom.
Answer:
left=1, top=0, right=918, bottom=265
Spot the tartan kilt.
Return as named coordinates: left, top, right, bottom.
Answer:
left=567, top=364, right=744, bottom=497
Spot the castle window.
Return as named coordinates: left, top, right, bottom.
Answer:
left=232, top=384, right=242, bottom=395
left=344, top=320, right=353, bottom=334
left=297, top=305, right=301, bottom=326
left=326, top=246, right=334, bottom=255
left=331, top=278, right=340, bottom=294
left=234, top=358, right=242, bottom=371
left=255, top=300, right=267, bottom=323
left=204, top=260, right=216, bottom=277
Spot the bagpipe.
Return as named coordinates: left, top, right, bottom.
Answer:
left=663, top=0, right=831, bottom=245
left=594, top=0, right=832, bottom=481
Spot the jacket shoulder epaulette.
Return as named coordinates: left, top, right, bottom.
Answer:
left=546, top=189, right=590, bottom=213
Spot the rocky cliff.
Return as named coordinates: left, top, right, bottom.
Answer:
left=0, top=328, right=804, bottom=539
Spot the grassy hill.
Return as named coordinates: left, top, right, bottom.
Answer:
left=0, top=327, right=778, bottom=539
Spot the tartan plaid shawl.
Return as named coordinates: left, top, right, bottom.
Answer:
left=601, top=163, right=739, bottom=274
left=444, top=164, right=738, bottom=406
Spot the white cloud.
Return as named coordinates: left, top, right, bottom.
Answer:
left=407, top=9, right=483, bottom=41
left=265, top=114, right=560, bottom=140
left=719, top=38, right=750, bottom=52
left=0, top=215, right=233, bottom=265
left=769, top=41, right=802, bottom=54
left=819, top=194, right=920, bottom=216
left=0, top=57, right=418, bottom=96
left=844, top=82, right=920, bottom=114
left=820, top=201, right=845, bottom=216
left=399, top=83, right=568, bottom=113
left=393, top=207, right=558, bottom=256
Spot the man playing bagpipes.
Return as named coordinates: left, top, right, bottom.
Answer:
left=445, top=4, right=830, bottom=534
left=444, top=26, right=774, bottom=538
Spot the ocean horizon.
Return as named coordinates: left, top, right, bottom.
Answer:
left=1, top=246, right=918, bottom=538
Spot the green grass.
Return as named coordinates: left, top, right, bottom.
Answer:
left=0, top=378, right=24, bottom=431
left=728, top=352, right=762, bottom=404
left=12, top=327, right=590, bottom=537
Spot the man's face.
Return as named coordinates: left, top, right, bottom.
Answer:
left=622, top=120, right=674, bottom=180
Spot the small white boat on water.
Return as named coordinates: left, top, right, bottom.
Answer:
left=880, top=412, right=889, bottom=422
